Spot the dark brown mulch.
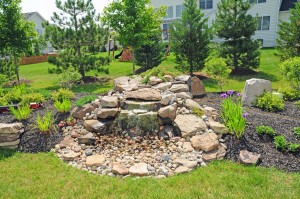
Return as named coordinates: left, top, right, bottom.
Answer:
left=195, top=93, right=300, bottom=172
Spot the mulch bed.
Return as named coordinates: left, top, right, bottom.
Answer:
left=195, top=93, right=300, bottom=172
left=1, top=92, right=300, bottom=172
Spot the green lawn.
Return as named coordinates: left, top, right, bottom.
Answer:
left=18, top=48, right=286, bottom=94
left=0, top=151, right=299, bottom=198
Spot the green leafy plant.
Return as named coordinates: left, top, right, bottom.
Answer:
left=52, top=88, right=74, bottom=102
left=287, top=143, right=300, bottom=153
left=278, top=87, right=300, bottom=101
left=3, top=84, right=28, bottom=104
left=257, top=92, right=285, bottom=112
left=54, top=98, right=72, bottom=113
left=295, top=101, right=300, bottom=109
left=75, top=95, right=97, bottom=107
left=36, top=111, right=54, bottom=133
left=280, top=57, right=300, bottom=90
left=0, top=97, right=7, bottom=106
left=9, top=105, right=32, bottom=121
left=56, top=67, right=82, bottom=89
left=256, top=125, right=276, bottom=137
left=192, top=108, right=205, bottom=118
left=293, top=127, right=300, bottom=138
left=274, top=135, right=287, bottom=151
left=220, top=91, right=246, bottom=139
left=20, top=92, right=45, bottom=105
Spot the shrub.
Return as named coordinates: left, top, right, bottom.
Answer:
left=278, top=87, right=300, bottom=101
left=280, top=57, right=300, bottom=90
left=294, top=127, right=300, bottom=137
left=274, top=135, right=287, bottom=151
left=4, top=84, right=28, bottom=104
left=52, top=88, right=74, bottom=102
left=54, top=98, right=72, bottom=113
left=47, top=56, right=57, bottom=65
left=257, top=92, right=285, bottom=112
left=0, top=74, right=8, bottom=86
left=205, top=58, right=231, bottom=92
left=256, top=125, right=276, bottom=137
left=0, top=97, right=8, bottom=106
left=20, top=93, right=45, bottom=105
left=36, top=111, right=54, bottom=133
left=9, top=105, right=32, bottom=121
left=75, top=95, right=97, bottom=107
left=220, top=91, right=247, bottom=139
left=192, top=108, right=205, bottom=118
left=287, top=143, right=300, bottom=153
left=56, top=67, right=82, bottom=89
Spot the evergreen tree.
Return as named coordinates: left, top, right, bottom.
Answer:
left=44, top=0, right=109, bottom=78
left=170, top=0, right=211, bottom=76
left=135, top=31, right=163, bottom=72
left=277, top=2, right=300, bottom=61
left=214, top=0, right=260, bottom=73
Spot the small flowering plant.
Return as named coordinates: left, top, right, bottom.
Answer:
left=220, top=90, right=248, bottom=139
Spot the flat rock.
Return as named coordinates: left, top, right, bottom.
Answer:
left=83, top=120, right=112, bottom=135
left=174, top=166, right=189, bottom=174
left=0, top=134, right=20, bottom=142
left=112, top=163, right=129, bottom=175
left=86, top=155, right=106, bottom=167
left=169, top=84, right=189, bottom=93
left=148, top=76, right=163, bottom=86
left=239, top=150, right=261, bottom=165
left=121, top=100, right=161, bottom=111
left=0, top=139, right=20, bottom=149
left=0, top=123, right=24, bottom=134
left=174, top=158, right=197, bottom=169
left=62, top=151, right=81, bottom=161
left=190, top=133, right=219, bottom=152
left=175, top=114, right=207, bottom=138
left=158, top=104, right=177, bottom=120
left=161, top=94, right=175, bottom=106
left=71, top=104, right=93, bottom=119
left=209, top=120, right=228, bottom=134
left=97, top=108, right=119, bottom=119
left=182, top=142, right=194, bottom=152
left=176, top=92, right=192, bottom=99
left=125, top=88, right=161, bottom=101
left=152, top=82, right=172, bottom=91
left=176, top=75, right=191, bottom=83
left=185, top=99, right=202, bottom=110
left=59, top=136, right=75, bottom=148
left=203, top=151, right=218, bottom=161
left=129, top=163, right=149, bottom=176
left=163, top=75, right=174, bottom=82
left=101, top=96, right=119, bottom=108
left=114, top=76, right=141, bottom=92
left=78, top=133, right=96, bottom=145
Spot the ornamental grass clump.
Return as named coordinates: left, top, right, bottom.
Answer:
left=220, top=90, right=247, bottom=139
left=9, top=105, right=32, bottom=121
left=54, top=98, right=72, bottom=113
left=36, top=111, right=54, bottom=133
left=256, top=125, right=276, bottom=137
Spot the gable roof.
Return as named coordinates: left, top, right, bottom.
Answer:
left=280, top=0, right=298, bottom=11
left=23, top=12, right=47, bottom=22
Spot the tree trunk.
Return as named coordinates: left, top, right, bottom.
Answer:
left=132, top=49, right=136, bottom=75
left=189, top=60, right=193, bottom=76
left=14, top=57, right=20, bottom=83
left=77, top=46, right=85, bottom=78
left=233, top=49, right=238, bottom=71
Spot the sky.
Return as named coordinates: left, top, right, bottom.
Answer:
left=20, top=0, right=112, bottom=21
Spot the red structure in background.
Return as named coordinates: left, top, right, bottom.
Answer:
left=119, top=48, right=133, bottom=62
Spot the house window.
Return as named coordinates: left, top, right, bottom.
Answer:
left=162, top=24, right=170, bottom=40
left=200, top=0, right=213, bottom=10
left=249, top=0, right=266, bottom=3
left=164, top=6, right=173, bottom=19
left=257, top=16, right=270, bottom=30
left=176, top=5, right=185, bottom=18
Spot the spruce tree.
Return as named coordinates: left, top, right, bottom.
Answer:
left=135, top=32, right=163, bottom=72
left=277, top=2, right=300, bottom=61
left=214, top=0, right=260, bottom=73
left=170, top=0, right=211, bottom=76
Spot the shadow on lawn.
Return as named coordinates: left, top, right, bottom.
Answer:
left=229, top=71, right=279, bottom=83
left=0, top=149, right=17, bottom=161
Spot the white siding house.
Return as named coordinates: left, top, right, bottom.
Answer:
left=151, top=0, right=298, bottom=47
left=24, top=12, right=54, bottom=53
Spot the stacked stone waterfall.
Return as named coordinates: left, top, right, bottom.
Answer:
left=61, top=74, right=229, bottom=177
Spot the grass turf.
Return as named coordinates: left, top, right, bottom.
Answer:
left=0, top=151, right=299, bottom=198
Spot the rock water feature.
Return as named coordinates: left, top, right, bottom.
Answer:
left=55, top=75, right=228, bottom=178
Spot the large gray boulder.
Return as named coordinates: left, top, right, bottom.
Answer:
left=169, top=84, right=189, bottom=93
left=242, top=78, right=272, bottom=106
left=174, top=114, right=207, bottom=138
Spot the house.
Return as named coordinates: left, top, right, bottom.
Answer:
left=151, top=0, right=299, bottom=47
left=24, top=12, right=54, bottom=53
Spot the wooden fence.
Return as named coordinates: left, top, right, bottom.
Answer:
left=20, top=54, right=57, bottom=65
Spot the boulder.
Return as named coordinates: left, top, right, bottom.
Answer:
left=86, top=155, right=106, bottom=167
left=62, top=151, right=81, bottom=161
left=97, top=108, right=119, bottom=119
left=129, top=163, right=149, bottom=176
left=209, top=120, right=228, bottom=134
left=169, top=84, right=189, bottom=93
left=0, top=123, right=24, bottom=135
left=83, top=120, right=112, bottom=135
left=0, top=139, right=20, bottom=149
left=239, top=150, right=261, bottom=165
left=174, top=114, right=207, bottom=138
left=158, top=104, right=177, bottom=120
left=176, top=75, right=191, bottom=83
left=71, top=104, right=93, bottom=119
left=176, top=92, right=193, bottom=99
left=242, top=78, right=272, bottom=106
left=101, top=96, right=119, bottom=108
left=125, top=88, right=161, bottom=101
left=161, top=94, right=175, bottom=106
left=0, top=134, right=20, bottom=142
left=121, top=100, right=161, bottom=112
left=59, top=136, right=75, bottom=148
left=203, top=151, right=218, bottom=161
left=148, top=76, right=163, bottom=86
left=190, top=133, right=219, bottom=152
left=114, top=76, right=141, bottom=92
left=182, top=142, right=194, bottom=152
left=152, top=82, right=172, bottom=92
left=185, top=99, right=202, bottom=110
left=187, top=76, right=206, bottom=97
left=112, top=163, right=129, bottom=175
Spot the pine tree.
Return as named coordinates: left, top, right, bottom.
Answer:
left=277, top=2, right=300, bottom=61
left=214, top=0, right=260, bottom=73
left=135, top=32, right=163, bottom=72
left=170, top=0, right=211, bottom=76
